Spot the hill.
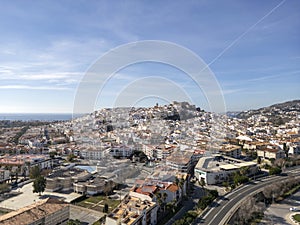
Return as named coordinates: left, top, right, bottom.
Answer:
left=236, top=100, right=300, bottom=125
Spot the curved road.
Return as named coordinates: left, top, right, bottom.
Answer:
left=194, top=167, right=300, bottom=225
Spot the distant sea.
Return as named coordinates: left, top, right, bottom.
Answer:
left=0, top=113, right=74, bottom=121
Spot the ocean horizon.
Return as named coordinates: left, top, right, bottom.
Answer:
left=0, top=113, right=76, bottom=121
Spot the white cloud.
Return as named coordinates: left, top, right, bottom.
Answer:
left=0, top=38, right=111, bottom=83
left=18, top=72, right=82, bottom=81
left=0, top=85, right=71, bottom=90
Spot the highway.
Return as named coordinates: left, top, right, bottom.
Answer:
left=194, top=167, right=300, bottom=225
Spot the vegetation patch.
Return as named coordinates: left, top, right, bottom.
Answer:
left=197, top=189, right=218, bottom=210
left=157, top=204, right=181, bottom=225
left=173, top=210, right=198, bottom=225
left=75, top=195, right=120, bottom=213
left=283, top=184, right=300, bottom=198
left=293, top=214, right=300, bottom=222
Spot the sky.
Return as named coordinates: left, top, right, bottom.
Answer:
left=0, top=0, right=299, bottom=113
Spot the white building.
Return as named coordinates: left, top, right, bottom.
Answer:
left=219, top=144, right=242, bottom=159
left=0, top=169, right=10, bottom=183
left=194, top=155, right=258, bottom=185
left=110, top=145, right=133, bottom=158
left=257, top=148, right=285, bottom=160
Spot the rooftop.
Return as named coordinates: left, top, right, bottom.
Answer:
left=195, top=155, right=257, bottom=172
left=0, top=198, right=69, bottom=225
left=108, top=195, right=156, bottom=224
left=47, top=167, right=90, bottom=179
left=219, top=144, right=241, bottom=152
left=166, top=151, right=193, bottom=165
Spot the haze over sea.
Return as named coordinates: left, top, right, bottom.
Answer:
left=0, top=113, right=74, bottom=121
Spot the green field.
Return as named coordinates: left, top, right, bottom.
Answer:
left=75, top=195, right=120, bottom=213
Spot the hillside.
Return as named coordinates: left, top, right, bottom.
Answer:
left=237, top=100, right=300, bottom=125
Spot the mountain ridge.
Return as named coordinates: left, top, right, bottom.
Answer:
left=236, top=99, right=300, bottom=125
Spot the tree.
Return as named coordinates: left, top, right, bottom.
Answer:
left=166, top=201, right=176, bottom=213
left=283, top=143, right=289, bottom=158
left=15, top=166, right=21, bottom=183
left=240, top=166, right=249, bottom=176
left=269, top=166, right=282, bottom=175
left=234, top=196, right=257, bottom=224
left=155, top=192, right=163, bottom=210
left=162, top=192, right=168, bottom=212
left=257, top=156, right=262, bottom=164
left=33, top=175, right=46, bottom=196
left=208, top=189, right=219, bottom=199
left=30, top=165, right=41, bottom=179
left=23, top=161, right=31, bottom=178
left=67, top=219, right=81, bottom=225
left=162, top=192, right=168, bottom=202
left=222, top=181, right=230, bottom=192
left=0, top=183, right=10, bottom=194
left=67, top=154, right=76, bottom=162
left=179, top=177, right=185, bottom=189
left=199, top=178, right=206, bottom=188
left=103, top=180, right=114, bottom=197
left=103, top=203, right=109, bottom=213
left=49, top=151, right=57, bottom=159
left=233, top=170, right=249, bottom=186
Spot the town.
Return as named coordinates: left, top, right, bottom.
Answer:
left=0, top=100, right=300, bottom=225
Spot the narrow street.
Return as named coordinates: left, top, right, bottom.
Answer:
left=164, top=183, right=205, bottom=225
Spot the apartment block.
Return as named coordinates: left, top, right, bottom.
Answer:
left=106, top=192, right=158, bottom=225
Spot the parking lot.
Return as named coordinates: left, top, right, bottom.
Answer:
left=261, top=190, right=300, bottom=225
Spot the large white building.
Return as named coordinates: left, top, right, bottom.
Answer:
left=110, top=145, right=133, bottom=158
left=194, top=155, right=258, bottom=185
left=79, top=145, right=110, bottom=160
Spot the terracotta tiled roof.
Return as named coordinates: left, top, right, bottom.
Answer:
left=0, top=198, right=69, bottom=225
left=166, top=184, right=179, bottom=193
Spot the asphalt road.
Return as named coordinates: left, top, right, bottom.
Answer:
left=194, top=167, right=300, bottom=225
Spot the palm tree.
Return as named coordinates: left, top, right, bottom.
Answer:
left=24, top=161, right=31, bottom=179
left=162, top=192, right=168, bottom=212
left=155, top=192, right=163, bottom=211
left=283, top=143, right=289, bottom=158
left=15, top=166, right=21, bottom=183
left=166, top=200, right=176, bottom=214
left=179, top=177, right=185, bottom=188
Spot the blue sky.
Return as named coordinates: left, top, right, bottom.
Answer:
left=0, top=0, right=299, bottom=113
